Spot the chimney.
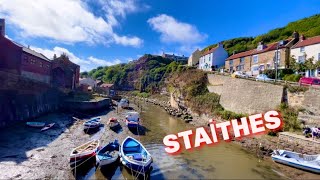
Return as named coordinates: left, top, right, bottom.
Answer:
left=28, top=45, right=30, bottom=49
left=300, top=34, right=305, bottom=42
left=0, top=19, right=5, bottom=36
left=232, top=50, right=236, bottom=55
left=292, top=31, right=299, bottom=40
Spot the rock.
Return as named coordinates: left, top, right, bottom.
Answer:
left=50, top=155, right=57, bottom=158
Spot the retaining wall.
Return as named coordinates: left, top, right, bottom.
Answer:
left=207, top=74, right=284, bottom=114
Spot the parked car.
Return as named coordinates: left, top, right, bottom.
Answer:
left=299, top=77, right=320, bottom=86
left=231, top=71, right=248, bottom=78
left=255, top=74, right=274, bottom=82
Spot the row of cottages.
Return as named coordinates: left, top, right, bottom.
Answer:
left=0, top=19, right=80, bottom=89
left=225, top=32, right=300, bottom=76
left=199, top=42, right=228, bottom=71
left=162, top=52, right=189, bottom=62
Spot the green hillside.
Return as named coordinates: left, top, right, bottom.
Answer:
left=81, top=54, right=190, bottom=92
left=203, top=14, right=320, bottom=55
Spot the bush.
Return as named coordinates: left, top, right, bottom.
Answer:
left=278, top=103, right=302, bottom=132
left=263, top=69, right=294, bottom=79
left=283, top=74, right=302, bottom=82
left=286, top=85, right=308, bottom=93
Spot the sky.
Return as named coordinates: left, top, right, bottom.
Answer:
left=0, top=0, right=320, bottom=72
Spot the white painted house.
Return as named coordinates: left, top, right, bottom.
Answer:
left=291, top=35, right=320, bottom=77
left=199, top=42, right=228, bottom=71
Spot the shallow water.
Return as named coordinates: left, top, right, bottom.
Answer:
left=84, top=103, right=283, bottom=179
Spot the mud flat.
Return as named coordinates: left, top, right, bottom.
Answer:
left=0, top=105, right=143, bottom=179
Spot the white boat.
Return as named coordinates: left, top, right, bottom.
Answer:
left=69, top=140, right=100, bottom=168
left=83, top=117, right=101, bottom=129
left=96, top=140, right=120, bottom=167
left=119, top=99, right=129, bottom=108
left=41, top=123, right=55, bottom=131
left=272, top=149, right=320, bottom=173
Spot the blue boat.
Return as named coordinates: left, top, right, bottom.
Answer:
left=272, top=149, right=320, bottom=174
left=83, top=117, right=101, bottom=129
left=125, top=112, right=140, bottom=129
left=96, top=140, right=120, bottom=168
left=120, top=136, right=153, bottom=174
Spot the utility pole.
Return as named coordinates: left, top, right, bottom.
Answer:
left=275, top=43, right=279, bottom=81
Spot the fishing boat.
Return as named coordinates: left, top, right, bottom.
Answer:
left=125, top=112, right=140, bottom=128
left=26, top=122, right=46, bottom=128
left=120, top=136, right=153, bottom=174
left=272, top=149, right=320, bottom=173
left=119, top=98, right=129, bottom=109
left=70, top=140, right=100, bottom=168
left=108, top=117, right=120, bottom=129
left=83, top=117, right=101, bottom=129
left=41, top=123, right=55, bottom=131
left=96, top=140, right=120, bottom=167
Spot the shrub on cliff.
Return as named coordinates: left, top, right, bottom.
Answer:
left=278, top=103, right=302, bottom=132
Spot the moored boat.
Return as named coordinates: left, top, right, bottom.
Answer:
left=41, top=123, right=55, bottom=131
left=70, top=140, right=100, bottom=168
left=119, top=99, right=129, bottom=109
left=120, top=136, right=152, bottom=174
left=125, top=112, right=140, bottom=129
left=272, top=149, right=320, bottom=173
left=26, top=122, right=46, bottom=128
left=83, top=117, right=101, bottom=129
left=96, top=140, right=120, bottom=167
left=108, top=117, right=120, bottom=129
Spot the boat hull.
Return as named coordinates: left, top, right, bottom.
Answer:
left=120, top=156, right=152, bottom=173
left=272, top=156, right=320, bottom=174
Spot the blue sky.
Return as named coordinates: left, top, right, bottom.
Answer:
left=0, top=0, right=320, bottom=72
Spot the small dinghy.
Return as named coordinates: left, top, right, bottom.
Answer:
left=120, top=136, right=152, bottom=174
left=272, top=149, right=320, bottom=173
left=26, top=122, right=46, bottom=128
left=125, top=112, right=140, bottom=129
left=108, top=117, right=120, bottom=129
left=96, top=140, right=120, bottom=167
left=83, top=117, right=101, bottom=129
left=41, top=123, right=55, bottom=131
left=70, top=140, right=100, bottom=168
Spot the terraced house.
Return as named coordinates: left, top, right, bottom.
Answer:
left=291, top=35, right=320, bottom=77
left=225, top=32, right=299, bottom=75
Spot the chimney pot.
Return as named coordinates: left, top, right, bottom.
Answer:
left=300, top=35, right=305, bottom=41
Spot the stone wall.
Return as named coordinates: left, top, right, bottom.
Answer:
left=207, top=74, right=284, bottom=114
left=279, top=132, right=320, bottom=154
left=63, top=98, right=110, bottom=111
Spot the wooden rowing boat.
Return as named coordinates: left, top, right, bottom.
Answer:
left=26, top=122, right=46, bottom=128
left=41, top=123, right=55, bottom=131
left=70, top=140, right=100, bottom=168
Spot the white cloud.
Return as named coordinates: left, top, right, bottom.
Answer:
left=148, top=14, right=207, bottom=45
left=0, top=0, right=143, bottom=47
left=30, top=46, right=122, bottom=72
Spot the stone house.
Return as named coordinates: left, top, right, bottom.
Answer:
left=199, top=42, right=228, bottom=71
left=291, top=35, right=320, bottom=77
left=0, top=19, right=52, bottom=84
left=225, top=32, right=299, bottom=75
left=187, top=49, right=201, bottom=66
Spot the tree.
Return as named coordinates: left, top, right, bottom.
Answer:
left=304, top=57, right=316, bottom=70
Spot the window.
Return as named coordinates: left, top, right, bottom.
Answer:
left=30, top=59, right=36, bottom=64
left=209, top=56, right=211, bottom=61
left=275, top=51, right=281, bottom=63
left=300, top=47, right=305, bottom=53
left=253, top=55, right=258, bottom=63
left=240, top=57, right=245, bottom=64
left=251, top=65, right=259, bottom=71
left=298, top=56, right=305, bottom=63
left=237, top=65, right=244, bottom=71
left=259, top=65, right=265, bottom=71
left=266, top=64, right=271, bottom=69
left=39, top=62, right=43, bottom=67
left=318, top=53, right=320, bottom=61
left=229, top=60, right=233, bottom=65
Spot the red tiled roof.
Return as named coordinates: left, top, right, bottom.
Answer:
left=202, top=47, right=218, bottom=56
left=226, top=39, right=291, bottom=61
left=292, top=35, right=320, bottom=49
left=226, top=49, right=255, bottom=60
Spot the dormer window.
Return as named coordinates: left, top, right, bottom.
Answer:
left=300, top=47, right=305, bottom=53
left=257, top=45, right=264, bottom=51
